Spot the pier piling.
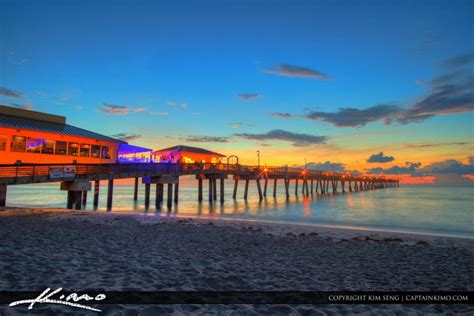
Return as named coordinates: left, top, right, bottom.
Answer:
left=144, top=183, right=151, bottom=208
left=107, top=179, right=114, bottom=210
left=174, top=180, right=179, bottom=204
left=256, top=179, right=263, bottom=200
left=167, top=183, right=173, bottom=208
left=133, top=177, right=139, bottom=201
left=156, top=183, right=164, bottom=207
left=273, top=179, right=277, bottom=197
left=213, top=179, right=217, bottom=201
left=82, top=190, right=87, bottom=207
left=208, top=179, right=213, bottom=202
left=93, top=180, right=99, bottom=208
left=0, top=184, right=7, bottom=207
left=232, top=179, right=238, bottom=199
left=198, top=178, right=203, bottom=202
left=220, top=178, right=224, bottom=203
left=244, top=179, right=249, bottom=200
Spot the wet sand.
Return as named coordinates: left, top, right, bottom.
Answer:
left=0, top=209, right=473, bottom=315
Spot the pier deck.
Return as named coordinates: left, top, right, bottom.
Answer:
left=0, top=162, right=398, bottom=209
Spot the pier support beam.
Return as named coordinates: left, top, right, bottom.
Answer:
left=220, top=178, right=224, bottom=203
left=82, top=190, right=87, bottom=207
left=198, top=178, right=203, bottom=202
left=93, top=180, right=99, bottom=208
left=244, top=179, right=249, bottom=200
left=209, top=179, right=213, bottom=202
left=256, top=179, right=263, bottom=200
left=341, top=181, right=345, bottom=193
left=66, top=191, right=74, bottom=209
left=167, top=183, right=173, bottom=208
left=263, top=178, right=268, bottom=197
left=61, top=181, right=91, bottom=210
left=0, top=184, right=7, bottom=208
left=107, top=179, right=114, bottom=210
left=133, top=177, right=139, bottom=201
left=273, top=179, right=277, bottom=197
left=144, top=183, right=151, bottom=209
left=156, top=183, right=164, bottom=207
left=174, top=180, right=179, bottom=204
left=295, top=179, right=299, bottom=196
left=284, top=179, right=290, bottom=198
left=74, top=191, right=82, bottom=210
left=310, top=180, right=314, bottom=195
left=233, top=179, right=238, bottom=199
left=213, top=179, right=217, bottom=201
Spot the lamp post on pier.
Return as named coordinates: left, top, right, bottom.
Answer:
left=257, top=150, right=260, bottom=167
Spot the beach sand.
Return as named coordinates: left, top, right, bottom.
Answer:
left=0, top=208, right=473, bottom=315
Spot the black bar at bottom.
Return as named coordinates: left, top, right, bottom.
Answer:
left=0, top=291, right=472, bottom=305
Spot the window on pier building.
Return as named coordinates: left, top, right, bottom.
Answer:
left=41, top=139, right=55, bottom=154
left=10, top=135, right=26, bottom=152
left=101, top=146, right=110, bottom=159
left=68, top=142, right=79, bottom=156
left=26, top=138, right=42, bottom=153
left=80, top=144, right=90, bottom=157
left=0, top=135, right=6, bottom=151
left=55, top=141, right=67, bottom=155
left=91, top=145, right=100, bottom=158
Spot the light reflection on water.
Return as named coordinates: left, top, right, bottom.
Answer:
left=5, top=178, right=474, bottom=238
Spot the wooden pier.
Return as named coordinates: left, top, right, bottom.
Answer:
left=0, top=162, right=399, bottom=210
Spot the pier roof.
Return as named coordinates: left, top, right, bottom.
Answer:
left=154, top=145, right=226, bottom=157
left=0, top=105, right=125, bottom=143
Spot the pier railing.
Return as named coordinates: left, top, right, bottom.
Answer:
left=0, top=162, right=396, bottom=185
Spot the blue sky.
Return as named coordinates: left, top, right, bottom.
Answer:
left=0, top=0, right=473, bottom=181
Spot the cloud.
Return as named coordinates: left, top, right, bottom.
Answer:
left=296, top=54, right=474, bottom=128
left=270, top=112, right=294, bottom=119
left=6, top=102, right=33, bottom=110
left=305, top=161, right=347, bottom=173
left=149, top=111, right=168, bottom=116
left=110, top=133, right=141, bottom=142
left=304, top=104, right=400, bottom=127
left=230, top=122, right=255, bottom=129
left=235, top=129, right=327, bottom=146
left=404, top=142, right=471, bottom=148
left=99, top=103, right=130, bottom=115
left=237, top=93, right=261, bottom=101
left=366, top=162, right=421, bottom=175
left=166, top=100, right=188, bottom=109
left=134, top=107, right=146, bottom=112
left=440, top=53, right=474, bottom=68
left=367, top=152, right=395, bottom=163
left=185, top=136, right=230, bottom=143
left=263, top=64, right=331, bottom=80
left=419, top=159, right=474, bottom=175
left=393, top=70, right=474, bottom=124
left=0, top=87, right=23, bottom=98
left=295, top=161, right=360, bottom=175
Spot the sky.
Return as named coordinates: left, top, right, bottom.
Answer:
left=0, top=0, right=473, bottom=184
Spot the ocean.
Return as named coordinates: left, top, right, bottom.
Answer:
left=5, top=178, right=474, bottom=238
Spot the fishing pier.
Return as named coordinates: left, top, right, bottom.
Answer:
left=0, top=162, right=399, bottom=210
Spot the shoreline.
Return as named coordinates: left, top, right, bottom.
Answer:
left=2, top=206, right=473, bottom=242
